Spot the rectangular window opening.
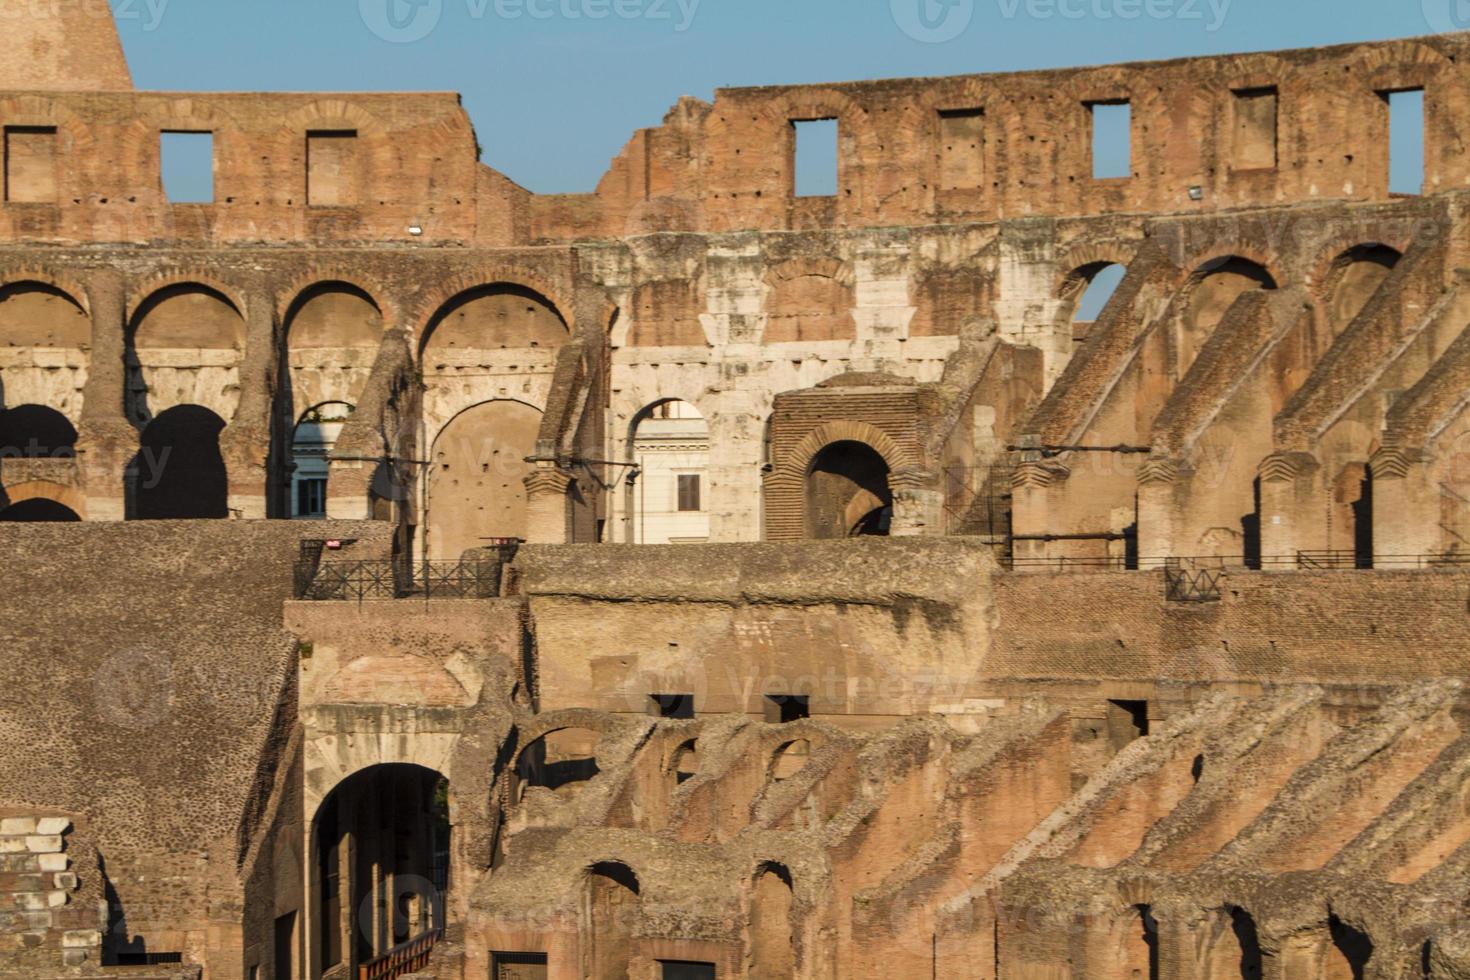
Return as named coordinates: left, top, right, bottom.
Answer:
left=160, top=130, right=214, bottom=204
left=297, top=478, right=327, bottom=519
left=1384, top=88, right=1426, bottom=196
left=649, top=694, right=695, bottom=720
left=1231, top=87, right=1278, bottom=171
left=764, top=694, right=810, bottom=724
left=677, top=473, right=702, bottom=513
left=1089, top=101, right=1131, bottom=180
left=660, top=961, right=717, bottom=980
left=1106, top=699, right=1149, bottom=750
left=494, top=951, right=550, bottom=979
left=793, top=117, right=838, bottom=197
left=938, top=107, right=985, bottom=190
left=4, top=126, right=58, bottom=203
left=307, top=130, right=360, bottom=206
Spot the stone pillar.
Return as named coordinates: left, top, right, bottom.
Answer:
left=221, top=283, right=279, bottom=519
left=1009, top=458, right=1070, bottom=566
left=1136, top=458, right=1182, bottom=567
left=1258, top=452, right=1321, bottom=567
left=888, top=467, right=943, bottom=537
left=523, top=467, right=574, bottom=544
left=75, top=269, right=132, bottom=521
left=1371, top=447, right=1437, bottom=560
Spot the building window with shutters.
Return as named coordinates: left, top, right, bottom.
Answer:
left=677, top=474, right=702, bottom=512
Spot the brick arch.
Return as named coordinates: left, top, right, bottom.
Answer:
left=1179, top=247, right=1280, bottom=288
left=412, top=267, right=572, bottom=345
left=276, top=270, right=395, bottom=325
left=1358, top=39, right=1450, bottom=91
left=127, top=272, right=249, bottom=323
left=776, top=421, right=914, bottom=485
left=304, top=736, right=461, bottom=821
left=271, top=99, right=398, bottom=199
left=701, top=88, right=872, bottom=192
left=1053, top=243, right=1138, bottom=294
left=0, top=480, right=85, bottom=517
left=1306, top=235, right=1409, bottom=295
left=765, top=255, right=853, bottom=288
left=762, top=257, right=856, bottom=344
left=0, top=268, right=91, bottom=318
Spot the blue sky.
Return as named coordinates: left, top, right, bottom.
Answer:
left=116, top=0, right=1455, bottom=195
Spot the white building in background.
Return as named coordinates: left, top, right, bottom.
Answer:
left=630, top=400, right=710, bottom=544
left=291, top=403, right=352, bottom=519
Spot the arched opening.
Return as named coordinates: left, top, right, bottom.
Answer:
left=126, top=284, right=245, bottom=429
left=421, top=284, right=568, bottom=353
left=669, top=739, right=699, bottom=785
left=805, top=441, right=892, bottom=539
left=0, top=281, right=91, bottom=348
left=129, top=405, right=228, bottom=520
left=0, top=498, right=80, bottom=522
left=428, top=400, right=543, bottom=560
left=583, top=863, right=639, bottom=980
left=0, top=405, right=76, bottom=458
left=513, top=729, right=601, bottom=801
left=276, top=283, right=382, bottom=518
left=1229, top=906, right=1265, bottom=979
left=1179, top=257, right=1276, bottom=377
left=1327, top=914, right=1372, bottom=980
left=311, top=764, right=449, bottom=980
left=628, top=399, right=710, bottom=544
left=770, top=740, right=811, bottom=782
left=749, top=863, right=795, bottom=980
left=1322, top=245, right=1400, bottom=343
left=1064, top=262, right=1127, bottom=344
left=290, top=402, right=354, bottom=519
left=1331, top=463, right=1374, bottom=568
left=1124, top=904, right=1159, bottom=980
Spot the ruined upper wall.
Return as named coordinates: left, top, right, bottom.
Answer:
left=2, top=33, right=1467, bottom=246
left=0, top=0, right=132, bottom=92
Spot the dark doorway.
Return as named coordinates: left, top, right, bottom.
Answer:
left=0, top=498, right=80, bottom=522
left=131, top=405, right=228, bottom=519
left=1329, top=914, right=1372, bottom=980
left=806, top=441, right=892, bottom=539
left=0, top=405, right=76, bottom=458
left=273, top=911, right=295, bottom=980
left=1230, top=906, right=1264, bottom=979
left=1242, top=477, right=1263, bottom=570
left=1352, top=469, right=1374, bottom=569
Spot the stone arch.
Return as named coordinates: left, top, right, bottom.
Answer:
left=781, top=420, right=914, bottom=483
left=126, top=273, right=248, bottom=327
left=583, top=861, right=641, bottom=980
left=626, top=398, right=710, bottom=544
left=128, top=404, right=228, bottom=520
left=0, top=479, right=85, bottom=521
left=762, top=257, right=855, bottom=344
left=749, top=862, right=796, bottom=980
left=427, top=399, right=544, bottom=559
left=667, top=738, right=699, bottom=784
left=770, top=739, right=812, bottom=781
left=1176, top=255, right=1278, bottom=379
left=412, top=267, right=572, bottom=346
left=806, top=440, right=893, bottom=539
left=420, top=283, right=569, bottom=354
left=277, top=272, right=392, bottom=327
left=512, top=727, right=602, bottom=799
left=272, top=99, right=396, bottom=205
left=1312, top=243, right=1402, bottom=348
left=126, top=282, right=248, bottom=425
left=0, top=279, right=91, bottom=348
left=0, top=404, right=76, bottom=457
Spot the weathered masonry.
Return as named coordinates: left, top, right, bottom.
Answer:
left=4, top=5, right=1470, bottom=980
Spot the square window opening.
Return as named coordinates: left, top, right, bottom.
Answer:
left=1088, top=101, right=1131, bottom=180
left=660, top=961, right=717, bottom=980
left=307, top=130, right=360, bottom=206
left=938, top=107, right=985, bottom=190
left=1106, top=699, right=1149, bottom=750
left=160, top=130, right=215, bottom=204
left=4, top=126, right=58, bottom=203
left=677, top=473, right=702, bottom=512
left=764, top=694, right=810, bottom=724
left=1231, top=87, right=1278, bottom=171
left=793, top=118, right=838, bottom=197
left=493, top=951, right=549, bottom=979
left=649, top=694, right=695, bottom=720
left=1383, top=88, right=1425, bottom=195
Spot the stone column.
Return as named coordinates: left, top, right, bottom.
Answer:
left=1258, top=452, right=1321, bottom=567
left=1136, top=458, right=1182, bottom=567
left=76, top=269, right=133, bottom=521
left=222, top=282, right=278, bottom=519
left=1371, top=447, right=1437, bottom=560
left=888, top=467, right=943, bottom=537
left=523, top=467, right=574, bottom=544
left=1009, top=458, right=1070, bottom=567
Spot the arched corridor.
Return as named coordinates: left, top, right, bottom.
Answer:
left=0, top=405, right=76, bottom=458
left=806, top=440, right=892, bottom=539
left=129, top=405, right=228, bottom=520
left=311, top=764, right=449, bottom=980
left=427, top=400, right=543, bottom=560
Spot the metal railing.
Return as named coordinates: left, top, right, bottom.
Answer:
left=359, top=928, right=442, bottom=980
left=1165, top=567, right=1224, bottom=603
left=294, top=556, right=510, bottom=601
left=1005, top=553, right=1470, bottom=572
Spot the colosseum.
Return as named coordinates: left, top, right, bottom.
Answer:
left=1, top=3, right=1469, bottom=979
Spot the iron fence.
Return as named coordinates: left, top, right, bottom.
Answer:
left=294, top=556, right=510, bottom=601
left=1005, top=553, right=1470, bottom=572
left=1165, top=567, right=1224, bottom=603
